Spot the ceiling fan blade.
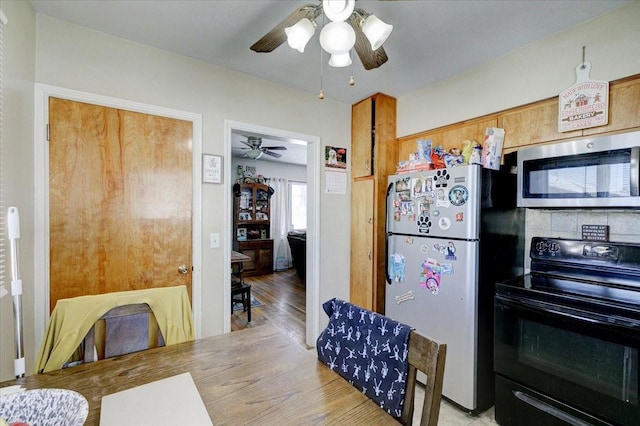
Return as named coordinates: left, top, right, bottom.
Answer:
left=250, top=4, right=320, bottom=53
left=263, top=146, right=287, bottom=150
left=348, top=12, right=389, bottom=70
left=240, top=140, right=255, bottom=148
left=263, top=150, right=282, bottom=158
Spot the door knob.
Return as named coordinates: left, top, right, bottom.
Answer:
left=178, top=265, right=189, bottom=274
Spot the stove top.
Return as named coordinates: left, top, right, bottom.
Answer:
left=497, top=237, right=640, bottom=312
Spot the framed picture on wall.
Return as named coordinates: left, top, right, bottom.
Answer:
left=203, top=154, right=223, bottom=183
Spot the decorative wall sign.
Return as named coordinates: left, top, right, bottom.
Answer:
left=582, top=225, right=610, bottom=242
left=203, top=154, right=223, bottom=184
left=558, top=61, right=609, bottom=132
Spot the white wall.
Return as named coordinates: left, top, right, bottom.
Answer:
left=232, top=158, right=307, bottom=183
left=398, top=2, right=640, bottom=136
left=0, top=1, right=36, bottom=382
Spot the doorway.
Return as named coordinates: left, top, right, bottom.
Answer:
left=224, top=121, right=320, bottom=347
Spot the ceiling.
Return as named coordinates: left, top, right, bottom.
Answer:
left=30, top=0, right=630, bottom=165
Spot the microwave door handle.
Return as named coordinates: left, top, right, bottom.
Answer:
left=630, top=147, right=640, bottom=196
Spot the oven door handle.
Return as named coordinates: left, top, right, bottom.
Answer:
left=495, top=294, right=640, bottom=331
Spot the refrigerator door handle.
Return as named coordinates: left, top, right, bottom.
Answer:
left=385, top=182, right=394, bottom=284
left=384, top=232, right=392, bottom=284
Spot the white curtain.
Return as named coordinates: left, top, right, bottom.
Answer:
left=270, top=178, right=292, bottom=271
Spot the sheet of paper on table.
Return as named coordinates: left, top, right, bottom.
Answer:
left=100, top=372, right=212, bottom=426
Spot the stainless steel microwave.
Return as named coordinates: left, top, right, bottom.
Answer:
left=517, top=131, right=640, bottom=208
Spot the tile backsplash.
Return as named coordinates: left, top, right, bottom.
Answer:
left=524, top=209, right=640, bottom=270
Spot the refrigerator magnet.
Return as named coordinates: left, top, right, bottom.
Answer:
left=394, top=291, right=414, bottom=304
left=434, top=169, right=451, bottom=188
left=441, top=263, right=453, bottom=275
left=436, top=189, right=450, bottom=207
left=448, top=185, right=468, bottom=206
left=388, top=253, right=406, bottom=283
left=438, top=217, right=451, bottom=230
left=445, top=242, right=457, bottom=260
left=417, top=214, right=432, bottom=233
left=420, top=258, right=441, bottom=294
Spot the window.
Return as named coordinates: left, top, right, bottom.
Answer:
left=288, top=181, right=307, bottom=230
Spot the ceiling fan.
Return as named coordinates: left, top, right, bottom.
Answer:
left=250, top=0, right=392, bottom=71
left=240, top=137, right=287, bottom=159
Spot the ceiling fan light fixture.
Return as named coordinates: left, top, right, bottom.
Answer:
left=361, top=14, right=393, bottom=50
left=245, top=149, right=263, bottom=160
left=328, top=52, right=351, bottom=67
left=285, top=18, right=316, bottom=53
left=319, top=21, right=355, bottom=54
left=322, top=0, right=355, bottom=22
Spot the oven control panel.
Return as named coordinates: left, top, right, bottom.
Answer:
left=583, top=244, right=619, bottom=260
left=531, top=237, right=624, bottom=263
left=534, top=239, right=560, bottom=255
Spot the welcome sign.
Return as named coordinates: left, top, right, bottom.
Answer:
left=558, top=62, right=609, bottom=132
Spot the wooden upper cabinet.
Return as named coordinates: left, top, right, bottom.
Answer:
left=352, top=97, right=373, bottom=178
left=352, top=93, right=397, bottom=179
left=499, top=98, right=582, bottom=150
left=499, top=74, right=640, bottom=150
left=583, top=76, right=640, bottom=136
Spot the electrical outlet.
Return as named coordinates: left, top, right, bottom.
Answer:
left=210, top=233, right=220, bottom=248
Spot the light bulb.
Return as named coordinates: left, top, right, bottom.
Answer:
left=319, top=21, right=355, bottom=54
left=329, top=52, right=351, bottom=67
left=285, top=18, right=316, bottom=53
left=361, top=15, right=393, bottom=50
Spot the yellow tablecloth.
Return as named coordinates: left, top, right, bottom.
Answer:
left=35, top=286, right=195, bottom=373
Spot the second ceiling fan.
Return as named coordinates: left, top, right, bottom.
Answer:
left=240, top=136, right=287, bottom=159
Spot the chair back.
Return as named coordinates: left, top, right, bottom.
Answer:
left=399, top=330, right=447, bottom=426
left=82, top=303, right=165, bottom=363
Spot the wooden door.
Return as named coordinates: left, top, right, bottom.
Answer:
left=350, top=178, right=374, bottom=309
left=48, top=97, right=193, bottom=312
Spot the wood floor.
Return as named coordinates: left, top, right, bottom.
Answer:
left=231, top=269, right=307, bottom=347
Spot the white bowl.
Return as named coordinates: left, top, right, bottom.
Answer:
left=0, top=388, right=88, bottom=426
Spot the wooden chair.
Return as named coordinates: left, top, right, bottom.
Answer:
left=231, top=280, right=252, bottom=322
left=399, top=330, right=447, bottom=426
left=81, top=303, right=165, bottom=363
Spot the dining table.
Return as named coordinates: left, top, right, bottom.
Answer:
left=0, top=324, right=399, bottom=425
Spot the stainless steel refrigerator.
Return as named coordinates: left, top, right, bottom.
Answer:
left=385, top=163, right=524, bottom=414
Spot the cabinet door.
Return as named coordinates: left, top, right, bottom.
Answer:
left=239, top=239, right=273, bottom=276
left=500, top=98, right=582, bottom=149
left=352, top=97, right=373, bottom=178
left=350, top=178, right=375, bottom=309
left=583, top=77, right=640, bottom=136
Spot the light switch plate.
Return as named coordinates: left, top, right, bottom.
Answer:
left=210, top=233, right=220, bottom=248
